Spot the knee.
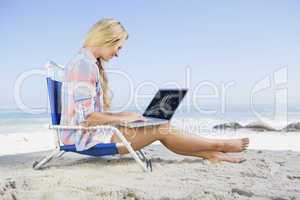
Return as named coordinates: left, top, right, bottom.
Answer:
left=155, top=122, right=172, bottom=139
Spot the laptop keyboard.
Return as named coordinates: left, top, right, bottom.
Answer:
left=132, top=118, right=165, bottom=123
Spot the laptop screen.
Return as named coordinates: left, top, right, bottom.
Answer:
left=143, top=89, right=187, bottom=120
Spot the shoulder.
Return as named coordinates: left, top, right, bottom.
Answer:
left=66, top=49, right=98, bottom=77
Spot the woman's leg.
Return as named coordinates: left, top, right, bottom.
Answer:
left=160, top=140, right=246, bottom=163
left=112, top=123, right=249, bottom=162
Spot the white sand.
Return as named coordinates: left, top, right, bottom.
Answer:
left=0, top=118, right=300, bottom=156
left=0, top=145, right=300, bottom=200
left=2, top=117, right=300, bottom=157
left=2, top=126, right=300, bottom=156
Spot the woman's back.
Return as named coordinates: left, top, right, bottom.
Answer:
left=60, top=48, right=110, bottom=151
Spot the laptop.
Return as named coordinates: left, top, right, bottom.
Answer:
left=120, top=89, right=188, bottom=128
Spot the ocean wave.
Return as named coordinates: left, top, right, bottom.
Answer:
left=213, top=121, right=300, bottom=132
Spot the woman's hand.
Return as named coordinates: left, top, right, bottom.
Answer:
left=79, top=112, right=147, bottom=127
left=79, top=120, right=100, bottom=127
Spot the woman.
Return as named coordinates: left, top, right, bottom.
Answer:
left=60, top=18, right=249, bottom=163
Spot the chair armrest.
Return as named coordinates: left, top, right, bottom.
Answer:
left=49, top=124, right=118, bottom=131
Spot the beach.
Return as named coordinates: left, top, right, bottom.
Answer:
left=1, top=113, right=300, bottom=199
left=1, top=145, right=300, bottom=200
left=2, top=115, right=300, bottom=156
left=2, top=0, right=300, bottom=199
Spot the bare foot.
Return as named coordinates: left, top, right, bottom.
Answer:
left=204, top=152, right=246, bottom=164
left=221, top=138, right=249, bottom=153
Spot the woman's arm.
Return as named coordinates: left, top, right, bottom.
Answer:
left=82, top=112, right=146, bottom=126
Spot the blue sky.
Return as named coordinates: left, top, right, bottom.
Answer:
left=0, top=0, right=299, bottom=113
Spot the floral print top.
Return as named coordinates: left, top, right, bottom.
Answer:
left=60, top=48, right=114, bottom=151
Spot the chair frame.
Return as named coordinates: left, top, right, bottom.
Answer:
left=32, top=63, right=152, bottom=172
left=33, top=125, right=152, bottom=172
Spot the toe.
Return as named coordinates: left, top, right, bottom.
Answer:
left=242, top=138, right=249, bottom=143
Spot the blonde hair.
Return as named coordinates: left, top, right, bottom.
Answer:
left=83, top=18, right=128, bottom=111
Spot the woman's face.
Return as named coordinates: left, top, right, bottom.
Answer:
left=99, top=38, right=126, bottom=61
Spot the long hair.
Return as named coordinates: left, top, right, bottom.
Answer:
left=83, top=18, right=128, bottom=111
left=96, top=58, right=110, bottom=111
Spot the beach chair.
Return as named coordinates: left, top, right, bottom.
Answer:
left=32, top=61, right=152, bottom=172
